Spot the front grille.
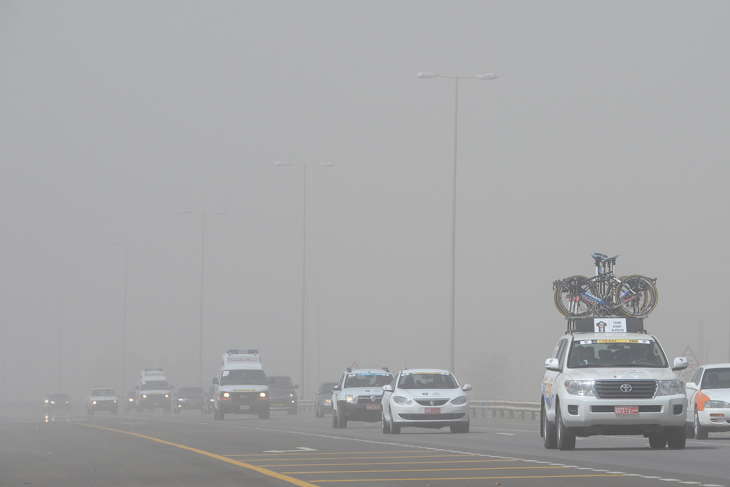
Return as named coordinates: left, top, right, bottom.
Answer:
left=414, top=399, right=449, bottom=406
left=399, top=413, right=465, bottom=421
left=229, top=392, right=258, bottom=401
left=356, top=395, right=381, bottom=403
left=594, top=380, right=656, bottom=399
left=591, top=405, right=661, bottom=413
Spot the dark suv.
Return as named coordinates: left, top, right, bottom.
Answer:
left=267, top=376, right=298, bottom=415
left=314, top=382, right=337, bottom=417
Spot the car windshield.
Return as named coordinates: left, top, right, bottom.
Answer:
left=344, top=374, right=392, bottom=388
left=141, top=380, right=169, bottom=390
left=178, top=387, right=204, bottom=395
left=701, top=368, right=730, bottom=389
left=268, top=377, right=293, bottom=388
left=319, top=383, right=336, bottom=393
left=47, top=393, right=69, bottom=400
left=567, top=339, right=667, bottom=368
left=91, top=389, right=115, bottom=396
left=220, top=369, right=267, bottom=386
left=397, top=372, right=458, bottom=389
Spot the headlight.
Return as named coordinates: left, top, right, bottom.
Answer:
left=142, top=394, right=147, bottom=399
left=259, top=392, right=267, bottom=398
left=164, top=394, right=169, bottom=398
left=324, top=399, right=332, bottom=405
left=45, top=399, right=49, bottom=403
left=113, top=400, right=117, bottom=403
left=289, top=393, right=295, bottom=397
left=392, top=396, right=414, bottom=406
left=564, top=380, right=595, bottom=396
left=345, top=394, right=358, bottom=403
left=706, top=400, right=730, bottom=408
left=222, top=392, right=230, bottom=398
left=657, top=380, right=684, bottom=396
left=451, top=395, right=468, bottom=405
left=128, top=398, right=133, bottom=402
left=92, top=401, right=97, bottom=405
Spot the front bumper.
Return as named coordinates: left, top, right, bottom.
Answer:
left=318, top=399, right=333, bottom=412
left=697, top=407, right=730, bottom=432
left=391, top=403, right=469, bottom=428
left=88, top=400, right=118, bottom=411
left=339, top=399, right=383, bottom=422
left=269, top=394, right=297, bottom=410
left=138, top=394, right=170, bottom=408
left=176, top=398, right=205, bottom=410
left=559, top=395, right=686, bottom=434
left=218, top=397, right=269, bottom=414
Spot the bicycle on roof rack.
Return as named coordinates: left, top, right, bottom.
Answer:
left=553, top=252, right=658, bottom=318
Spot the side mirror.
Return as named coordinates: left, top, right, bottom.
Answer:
left=212, top=377, right=219, bottom=385
left=672, top=357, right=689, bottom=371
left=545, top=357, right=561, bottom=372
left=685, top=381, right=697, bottom=390
left=332, top=385, right=340, bottom=391
left=382, top=384, right=393, bottom=392
left=462, top=384, right=472, bottom=392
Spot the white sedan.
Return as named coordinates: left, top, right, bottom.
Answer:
left=686, top=363, right=730, bottom=439
left=381, top=369, right=471, bottom=434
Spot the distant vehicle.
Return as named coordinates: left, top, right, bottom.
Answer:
left=86, top=387, right=119, bottom=415
left=135, top=368, right=172, bottom=412
left=205, top=386, right=215, bottom=414
left=213, top=349, right=269, bottom=420
left=174, top=386, right=206, bottom=413
left=381, top=369, right=471, bottom=434
left=267, top=376, right=298, bottom=415
left=123, top=390, right=135, bottom=412
left=332, top=367, right=392, bottom=428
left=43, top=393, right=71, bottom=413
left=686, top=363, right=730, bottom=439
left=314, top=382, right=337, bottom=418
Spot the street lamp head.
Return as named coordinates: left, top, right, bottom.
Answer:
left=274, top=161, right=289, bottom=166
left=417, top=72, right=439, bottom=79
left=476, top=73, right=498, bottom=80
left=318, top=162, right=334, bottom=167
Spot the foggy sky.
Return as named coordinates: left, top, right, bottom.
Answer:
left=1, top=1, right=729, bottom=403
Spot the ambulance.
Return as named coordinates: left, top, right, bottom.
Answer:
left=541, top=317, right=688, bottom=450
left=213, top=349, right=270, bottom=420
left=135, top=368, right=172, bottom=412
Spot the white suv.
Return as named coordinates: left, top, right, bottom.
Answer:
left=332, top=368, right=392, bottom=428
left=541, top=317, right=688, bottom=450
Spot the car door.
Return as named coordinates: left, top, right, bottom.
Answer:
left=686, top=367, right=704, bottom=417
left=381, top=373, right=398, bottom=421
left=543, top=338, right=568, bottom=419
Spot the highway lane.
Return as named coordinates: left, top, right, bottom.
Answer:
left=1, top=406, right=727, bottom=487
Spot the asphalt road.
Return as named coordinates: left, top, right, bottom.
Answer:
left=1, top=405, right=728, bottom=487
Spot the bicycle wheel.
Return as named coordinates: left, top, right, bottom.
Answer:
left=554, top=276, right=598, bottom=317
left=615, top=275, right=658, bottom=317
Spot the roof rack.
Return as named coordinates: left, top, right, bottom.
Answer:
left=565, top=316, right=647, bottom=334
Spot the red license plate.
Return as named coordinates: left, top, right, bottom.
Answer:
left=366, top=404, right=380, bottom=410
left=615, top=406, right=639, bottom=414
left=424, top=408, right=441, bottom=414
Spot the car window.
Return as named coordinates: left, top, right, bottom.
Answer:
left=268, top=377, right=294, bottom=388
left=690, top=367, right=703, bottom=384
left=397, top=372, right=458, bottom=390
left=700, top=368, right=730, bottom=389
left=556, top=340, right=568, bottom=366
left=220, top=369, right=267, bottom=386
left=345, top=374, right=392, bottom=388
left=567, top=339, right=667, bottom=368
left=141, top=380, right=170, bottom=390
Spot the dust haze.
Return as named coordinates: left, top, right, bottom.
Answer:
left=1, top=1, right=728, bottom=403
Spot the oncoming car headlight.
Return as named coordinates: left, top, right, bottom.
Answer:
left=164, top=394, right=169, bottom=398
left=392, top=396, right=414, bottom=406
left=657, top=380, right=684, bottom=396
left=451, top=395, right=468, bottom=406
left=564, top=380, right=595, bottom=396
left=345, top=394, right=358, bottom=403
left=706, top=400, right=730, bottom=408
left=259, top=392, right=267, bottom=399
left=222, top=392, right=230, bottom=398
left=142, top=394, right=147, bottom=399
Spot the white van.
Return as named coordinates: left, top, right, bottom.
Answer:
left=213, top=349, right=270, bottom=420
left=134, top=368, right=172, bottom=412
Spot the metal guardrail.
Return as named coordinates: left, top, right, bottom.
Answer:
left=296, top=399, right=540, bottom=421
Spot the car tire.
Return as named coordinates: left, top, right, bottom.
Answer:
left=694, top=410, right=708, bottom=440
left=648, top=432, right=667, bottom=449
left=315, top=406, right=322, bottom=418
left=666, top=426, right=686, bottom=450
left=382, top=412, right=391, bottom=433
left=332, top=410, right=339, bottom=428
left=389, top=411, right=400, bottom=434
left=338, top=414, right=348, bottom=428
left=288, top=407, right=297, bottom=415
left=112, top=408, right=118, bottom=415
left=542, top=404, right=557, bottom=449
left=87, top=408, right=93, bottom=415
left=214, top=407, right=224, bottom=420
left=259, top=408, right=270, bottom=419
left=684, top=421, right=694, bottom=438
left=174, top=408, right=180, bottom=414
left=556, top=405, right=576, bottom=451
left=136, top=404, right=142, bottom=413
left=450, top=420, right=469, bottom=433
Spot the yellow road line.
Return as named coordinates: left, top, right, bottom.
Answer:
left=260, top=459, right=515, bottom=468
left=237, top=453, right=476, bottom=461
left=72, top=422, right=318, bottom=487
left=224, top=450, right=427, bottom=457
left=285, top=466, right=567, bottom=474
left=311, top=473, right=624, bottom=482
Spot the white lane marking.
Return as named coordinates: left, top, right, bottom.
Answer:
left=495, top=432, right=515, bottom=436
left=263, top=447, right=317, bottom=453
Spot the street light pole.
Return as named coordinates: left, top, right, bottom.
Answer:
left=47, top=266, right=67, bottom=392
left=417, top=71, right=497, bottom=373
left=181, top=210, right=227, bottom=387
left=108, top=242, right=145, bottom=395
left=275, top=161, right=333, bottom=399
